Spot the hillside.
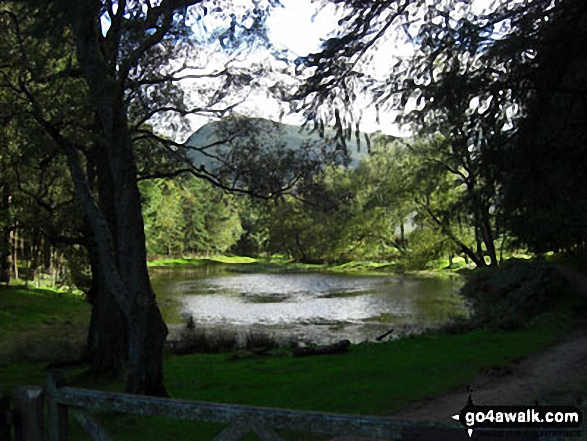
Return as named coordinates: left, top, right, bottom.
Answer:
left=184, top=116, right=375, bottom=171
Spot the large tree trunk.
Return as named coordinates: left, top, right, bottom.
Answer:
left=126, top=301, right=168, bottom=396
left=64, top=2, right=168, bottom=395
left=110, top=122, right=168, bottom=396
left=10, top=2, right=157, bottom=388
left=83, top=125, right=129, bottom=378
left=85, top=242, right=128, bottom=377
left=64, top=134, right=167, bottom=394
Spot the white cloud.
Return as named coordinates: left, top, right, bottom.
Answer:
left=266, top=0, right=341, bottom=57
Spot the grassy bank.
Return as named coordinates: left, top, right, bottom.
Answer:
left=0, top=314, right=574, bottom=440
left=0, top=286, right=90, bottom=364
left=1, top=257, right=584, bottom=439
left=147, top=255, right=258, bottom=267
left=76, top=312, right=578, bottom=440
left=147, top=255, right=329, bottom=274
left=147, top=254, right=458, bottom=277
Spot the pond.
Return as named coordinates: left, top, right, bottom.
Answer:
left=151, top=267, right=468, bottom=346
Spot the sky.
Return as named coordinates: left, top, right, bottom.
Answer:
left=99, top=0, right=348, bottom=135
left=259, top=0, right=498, bottom=136
left=136, top=0, right=498, bottom=139
left=180, top=0, right=405, bottom=137
left=262, top=0, right=417, bottom=136
left=266, top=0, right=341, bottom=57
left=172, top=0, right=361, bottom=138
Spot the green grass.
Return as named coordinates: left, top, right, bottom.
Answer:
left=147, top=254, right=412, bottom=276
left=146, top=253, right=472, bottom=279
left=0, top=286, right=85, bottom=329
left=147, top=255, right=257, bottom=267
left=41, top=308, right=573, bottom=440
left=0, top=285, right=90, bottom=363
left=0, top=267, right=582, bottom=440
left=162, top=318, right=570, bottom=414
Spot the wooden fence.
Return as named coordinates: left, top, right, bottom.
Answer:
left=0, top=370, right=471, bottom=441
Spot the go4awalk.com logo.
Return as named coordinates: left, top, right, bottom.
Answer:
left=451, top=396, right=583, bottom=438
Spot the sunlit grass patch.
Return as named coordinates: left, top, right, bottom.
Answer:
left=209, top=255, right=258, bottom=264
left=147, top=257, right=214, bottom=266
left=0, top=286, right=90, bottom=363
left=147, top=255, right=259, bottom=267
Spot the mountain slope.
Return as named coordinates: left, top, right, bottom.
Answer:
left=184, top=116, right=374, bottom=171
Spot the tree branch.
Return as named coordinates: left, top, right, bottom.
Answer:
left=130, top=99, right=243, bottom=133
left=17, top=73, right=133, bottom=313
left=128, top=66, right=228, bottom=88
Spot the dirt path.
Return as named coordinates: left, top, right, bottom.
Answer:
left=395, top=265, right=587, bottom=420
left=328, top=266, right=587, bottom=441
left=390, top=267, right=587, bottom=420
left=394, top=330, right=587, bottom=420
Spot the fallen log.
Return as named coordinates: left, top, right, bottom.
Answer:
left=376, top=328, right=394, bottom=341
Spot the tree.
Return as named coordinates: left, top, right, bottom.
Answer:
left=404, top=135, right=501, bottom=267
left=298, top=0, right=587, bottom=257
left=3, top=0, right=282, bottom=395
left=0, top=183, right=10, bottom=284
left=230, top=196, right=270, bottom=257
left=350, top=138, right=414, bottom=259
left=348, top=135, right=490, bottom=268
left=141, top=179, right=188, bottom=256
left=0, top=132, right=14, bottom=285
left=140, top=175, right=242, bottom=256
left=187, top=115, right=348, bottom=198
left=1, top=1, right=134, bottom=382
left=494, top=0, right=587, bottom=252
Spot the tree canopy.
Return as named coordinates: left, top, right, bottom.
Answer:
left=2, top=0, right=585, bottom=396
left=1, top=0, right=286, bottom=395
left=297, top=0, right=587, bottom=255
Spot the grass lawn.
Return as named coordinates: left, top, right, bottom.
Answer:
left=0, top=286, right=90, bottom=364
left=160, top=307, right=573, bottom=415
left=146, top=254, right=450, bottom=277
left=147, top=255, right=258, bottom=267
left=0, top=273, right=581, bottom=440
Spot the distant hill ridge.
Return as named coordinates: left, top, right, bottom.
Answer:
left=184, top=116, right=375, bottom=170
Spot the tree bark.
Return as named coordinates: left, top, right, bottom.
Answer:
left=64, top=2, right=168, bottom=395
left=110, top=130, right=168, bottom=396
left=13, top=228, right=19, bottom=280
left=82, top=123, right=130, bottom=377
left=480, top=210, right=498, bottom=267
left=85, top=241, right=128, bottom=377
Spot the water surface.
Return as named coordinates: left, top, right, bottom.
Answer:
left=152, top=268, right=467, bottom=345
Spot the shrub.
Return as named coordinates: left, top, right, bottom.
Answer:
left=168, top=327, right=284, bottom=355
left=171, top=328, right=239, bottom=355
left=459, top=259, right=567, bottom=330
left=243, top=330, right=279, bottom=351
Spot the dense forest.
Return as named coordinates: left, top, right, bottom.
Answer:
left=141, top=129, right=511, bottom=268
left=1, top=0, right=586, bottom=395
left=5, top=118, right=584, bottom=285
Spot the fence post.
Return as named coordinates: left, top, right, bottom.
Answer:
left=0, top=389, right=11, bottom=441
left=47, top=371, right=68, bottom=441
left=11, top=387, right=44, bottom=441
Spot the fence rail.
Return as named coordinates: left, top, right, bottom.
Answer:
left=2, top=370, right=470, bottom=441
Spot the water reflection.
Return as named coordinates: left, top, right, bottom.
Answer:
left=152, top=270, right=467, bottom=345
